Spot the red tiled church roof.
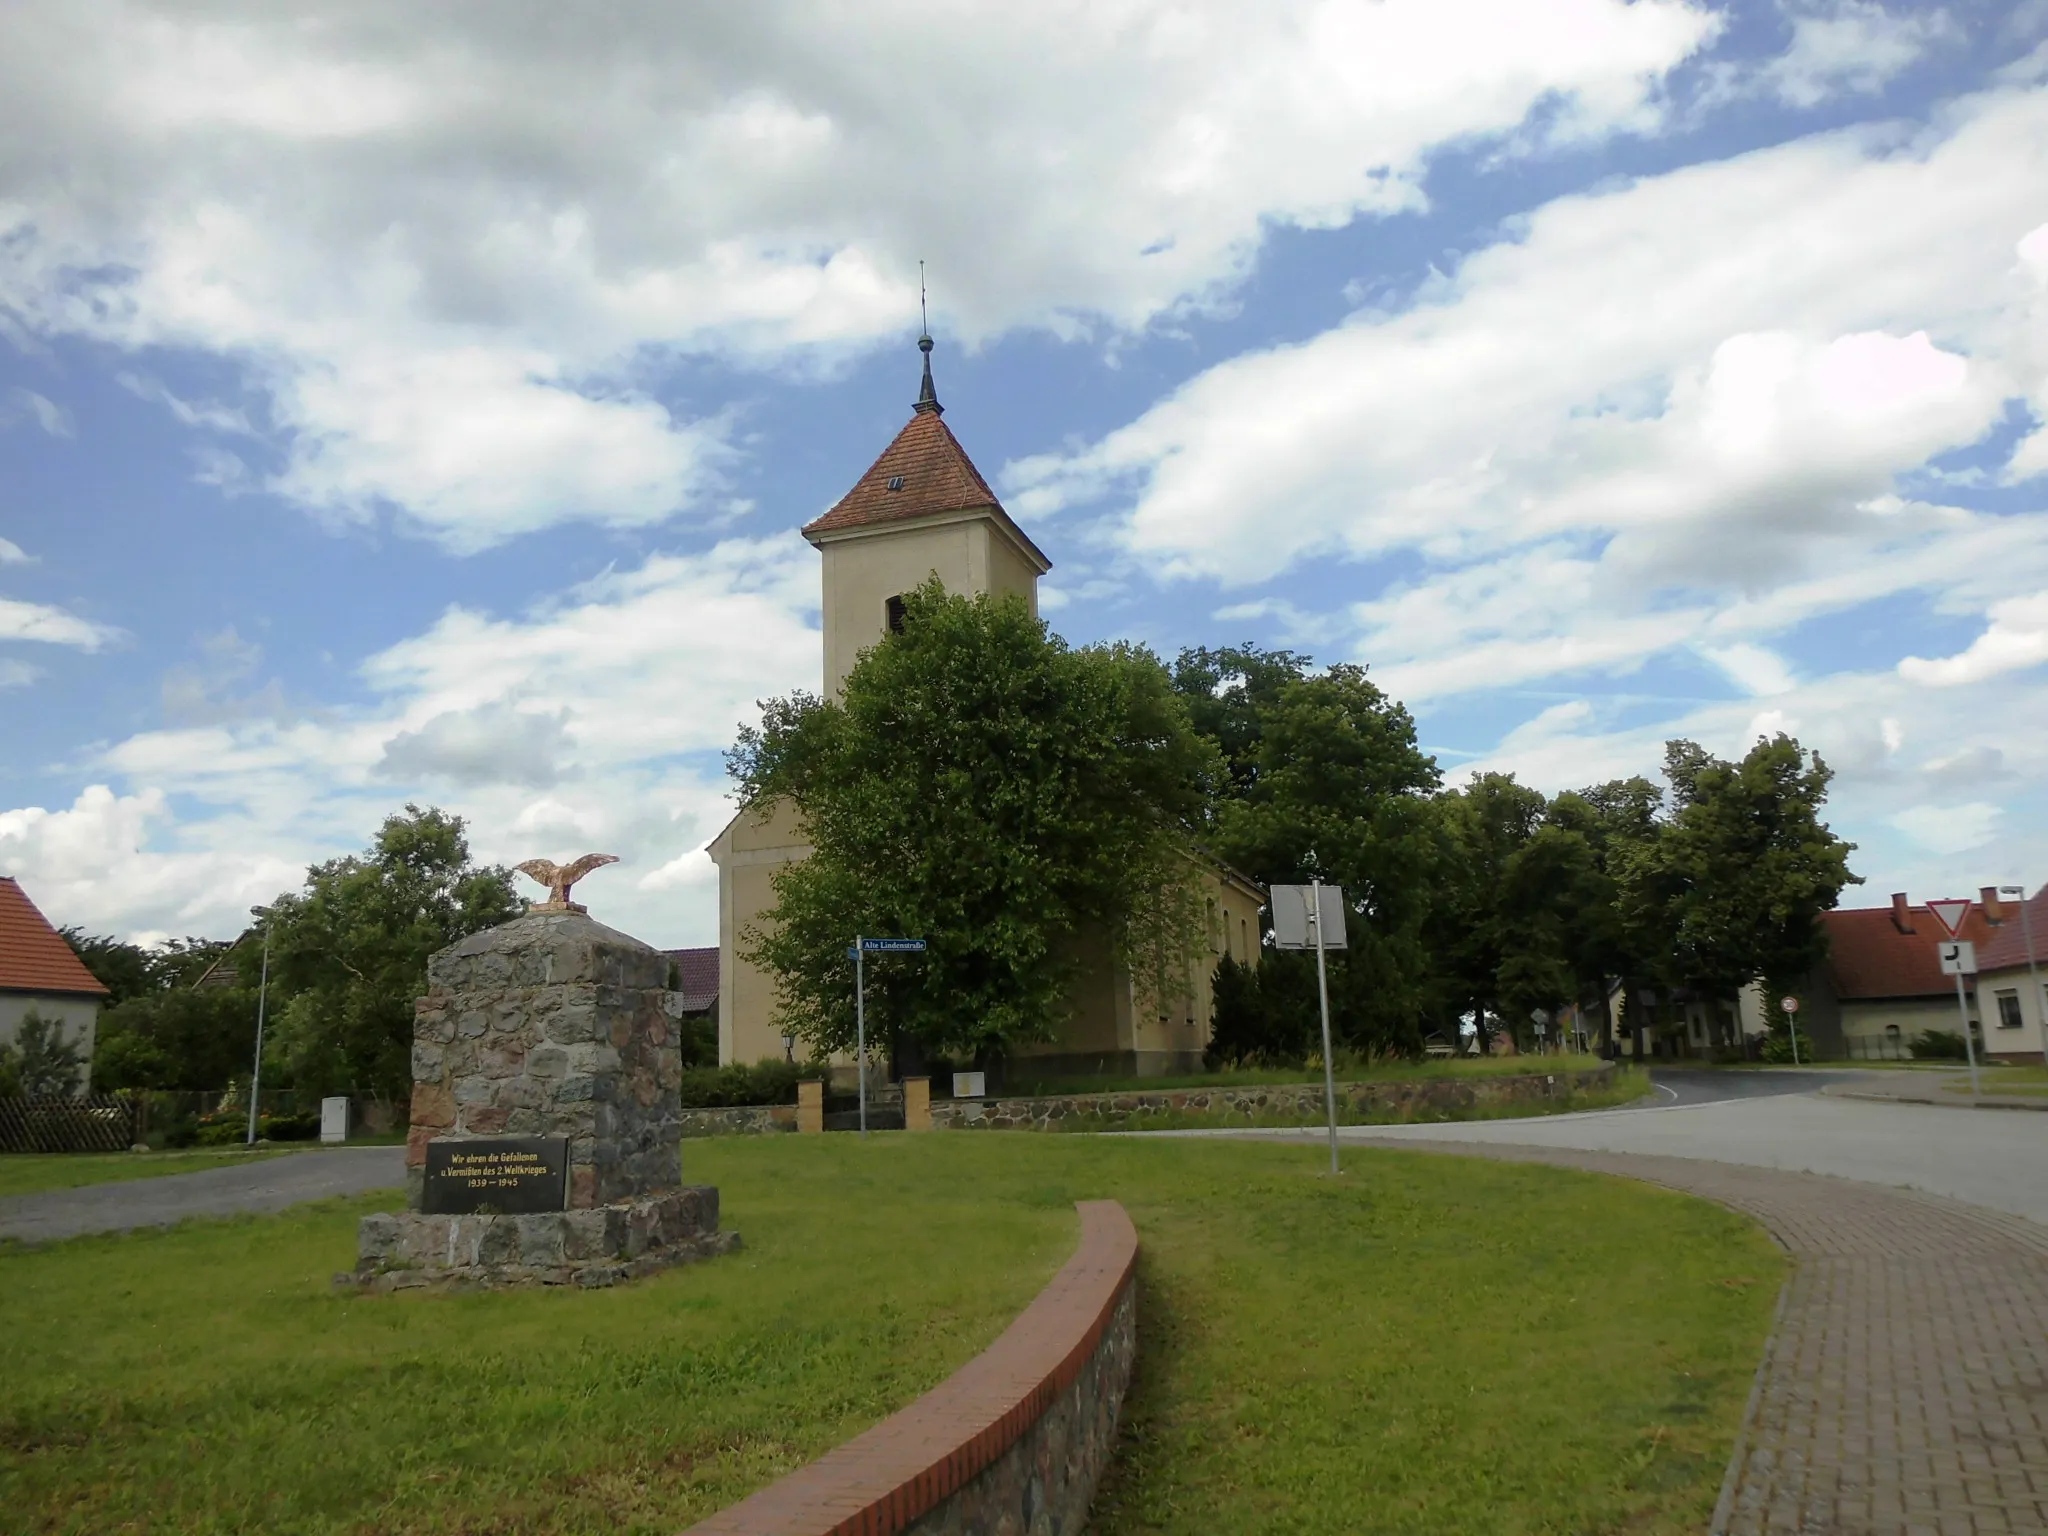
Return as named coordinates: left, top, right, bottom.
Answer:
left=0, top=877, right=109, bottom=997
left=1977, top=885, right=2047, bottom=972
left=1820, top=899, right=2000, bottom=1000
left=803, top=407, right=1006, bottom=538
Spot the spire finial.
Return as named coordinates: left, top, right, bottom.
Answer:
left=914, top=261, right=941, bottom=415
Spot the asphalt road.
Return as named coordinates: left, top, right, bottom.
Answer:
left=1220, top=1070, right=2048, bottom=1226
left=0, top=1145, right=406, bottom=1245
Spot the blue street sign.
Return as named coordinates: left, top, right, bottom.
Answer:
left=860, top=937, right=927, bottom=952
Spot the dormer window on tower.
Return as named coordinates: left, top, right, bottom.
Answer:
left=887, top=475, right=905, bottom=491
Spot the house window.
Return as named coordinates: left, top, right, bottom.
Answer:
left=1995, top=989, right=2023, bottom=1030
left=886, top=474, right=905, bottom=491
left=885, top=595, right=907, bottom=634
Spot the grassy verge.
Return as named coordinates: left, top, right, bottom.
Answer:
left=0, top=1133, right=1781, bottom=1535
left=1003, top=1054, right=1613, bottom=1098
left=0, top=1147, right=299, bottom=1199
left=1944, top=1064, right=2048, bottom=1096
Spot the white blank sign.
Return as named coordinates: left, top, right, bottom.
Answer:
left=1270, top=884, right=1348, bottom=950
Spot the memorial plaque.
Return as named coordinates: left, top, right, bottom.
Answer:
left=421, top=1136, right=569, bottom=1215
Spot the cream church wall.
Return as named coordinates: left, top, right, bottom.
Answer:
left=816, top=515, right=1043, bottom=698
left=706, top=798, right=813, bottom=1068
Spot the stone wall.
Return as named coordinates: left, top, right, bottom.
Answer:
left=686, top=1200, right=1139, bottom=1536
left=678, top=1104, right=796, bottom=1137
left=408, top=911, right=685, bottom=1207
left=930, top=1062, right=1616, bottom=1131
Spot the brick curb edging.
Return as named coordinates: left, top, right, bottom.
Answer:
left=686, top=1200, right=1140, bottom=1536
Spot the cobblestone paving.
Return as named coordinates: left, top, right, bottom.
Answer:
left=1355, top=1140, right=2048, bottom=1535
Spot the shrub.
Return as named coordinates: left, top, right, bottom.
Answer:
left=676, top=1059, right=820, bottom=1108
left=1910, top=1029, right=1969, bottom=1060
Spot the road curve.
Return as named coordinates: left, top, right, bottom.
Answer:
left=0, top=1145, right=406, bottom=1245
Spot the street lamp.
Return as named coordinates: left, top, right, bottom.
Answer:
left=1998, top=885, right=2041, bottom=1061
left=781, top=1031, right=796, bottom=1065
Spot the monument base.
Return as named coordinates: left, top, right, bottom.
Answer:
left=339, top=1186, right=738, bottom=1293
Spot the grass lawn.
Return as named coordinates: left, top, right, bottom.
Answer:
left=1003, top=1054, right=1614, bottom=1097
left=0, top=1135, right=1782, bottom=1535
left=0, top=1147, right=299, bottom=1199
left=1945, top=1064, right=2048, bottom=1096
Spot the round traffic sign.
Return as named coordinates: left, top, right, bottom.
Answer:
left=1780, top=996, right=1799, bottom=1013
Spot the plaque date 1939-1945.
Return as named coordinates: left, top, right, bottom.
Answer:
left=421, top=1136, right=570, bottom=1216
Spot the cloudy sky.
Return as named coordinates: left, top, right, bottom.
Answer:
left=3, top=0, right=2045, bottom=947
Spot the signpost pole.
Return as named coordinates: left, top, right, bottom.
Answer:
left=855, top=936, right=868, bottom=1137
left=1311, top=878, right=1340, bottom=1176
left=1780, top=996, right=1801, bottom=1066
left=245, top=927, right=270, bottom=1147
left=1954, top=967, right=1980, bottom=1099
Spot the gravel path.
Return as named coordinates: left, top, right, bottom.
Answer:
left=1352, top=1139, right=2048, bottom=1536
left=0, top=1145, right=406, bottom=1244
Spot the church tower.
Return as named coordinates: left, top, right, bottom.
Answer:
left=800, top=334, right=1050, bottom=696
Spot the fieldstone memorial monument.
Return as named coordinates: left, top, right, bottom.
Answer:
left=343, top=854, right=738, bottom=1291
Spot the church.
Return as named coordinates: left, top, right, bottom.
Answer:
left=707, top=336, right=1264, bottom=1079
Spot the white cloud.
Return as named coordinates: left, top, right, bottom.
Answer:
left=1, top=536, right=822, bottom=943
left=0, top=0, right=1716, bottom=549
left=1010, top=80, right=2048, bottom=720
left=0, top=659, right=39, bottom=689
left=1702, top=642, right=1799, bottom=697
left=1761, top=2, right=1953, bottom=109
left=1899, top=591, right=2048, bottom=685
left=1, top=386, right=73, bottom=437
left=0, top=597, right=121, bottom=649
left=1891, top=801, right=1998, bottom=854
left=0, top=538, right=31, bottom=565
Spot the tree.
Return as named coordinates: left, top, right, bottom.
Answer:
left=1549, top=778, right=1664, bottom=1058
left=1170, top=645, right=1314, bottom=799
left=730, top=579, right=1218, bottom=1064
left=259, top=805, right=520, bottom=1098
left=90, top=985, right=261, bottom=1092
left=11, top=1008, right=86, bottom=1096
left=1206, top=663, right=1443, bottom=1056
left=1643, top=735, right=1860, bottom=1025
left=1432, top=774, right=1560, bottom=1052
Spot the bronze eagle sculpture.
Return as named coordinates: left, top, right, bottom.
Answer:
left=515, top=853, right=618, bottom=914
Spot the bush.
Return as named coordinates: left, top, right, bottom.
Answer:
left=676, top=1059, right=818, bottom=1108
left=186, top=1109, right=320, bottom=1146
left=1910, top=1029, right=1969, bottom=1060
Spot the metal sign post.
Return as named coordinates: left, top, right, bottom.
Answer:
left=851, top=937, right=928, bottom=1136
left=1272, top=882, right=1346, bottom=1175
left=1928, top=899, right=1980, bottom=1098
left=245, top=927, right=270, bottom=1147
left=1939, top=939, right=1981, bottom=1097
left=1780, top=995, right=1801, bottom=1066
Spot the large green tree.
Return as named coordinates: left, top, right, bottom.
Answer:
left=1203, top=663, right=1443, bottom=1056
left=1638, top=735, right=1860, bottom=1029
left=730, top=580, right=1218, bottom=1064
left=259, top=805, right=519, bottom=1098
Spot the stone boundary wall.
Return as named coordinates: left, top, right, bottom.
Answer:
left=687, top=1200, right=1140, bottom=1536
left=931, top=1062, right=1616, bottom=1131
left=678, top=1104, right=796, bottom=1137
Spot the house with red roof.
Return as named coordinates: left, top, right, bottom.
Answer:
left=0, top=875, right=109, bottom=1094
left=1802, top=888, right=2020, bottom=1061
left=1971, top=884, right=2046, bottom=1065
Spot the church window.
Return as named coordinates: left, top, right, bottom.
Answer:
left=887, top=474, right=905, bottom=491
left=885, top=594, right=908, bottom=634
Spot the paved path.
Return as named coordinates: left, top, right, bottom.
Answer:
left=0, top=1145, right=406, bottom=1244
left=1355, top=1139, right=2048, bottom=1536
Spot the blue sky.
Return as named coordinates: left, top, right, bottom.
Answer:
left=2, top=0, right=2045, bottom=946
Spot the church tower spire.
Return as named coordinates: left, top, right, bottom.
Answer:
left=914, top=264, right=941, bottom=415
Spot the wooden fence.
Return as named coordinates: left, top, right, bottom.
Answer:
left=0, top=1094, right=139, bottom=1153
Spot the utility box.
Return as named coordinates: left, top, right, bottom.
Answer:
left=320, top=1096, right=350, bottom=1144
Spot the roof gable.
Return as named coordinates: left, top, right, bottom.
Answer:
left=1821, top=900, right=1999, bottom=1000
left=0, top=877, right=110, bottom=997
left=802, top=408, right=1006, bottom=540
left=1978, top=885, right=2046, bottom=972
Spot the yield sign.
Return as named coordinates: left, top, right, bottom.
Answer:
left=1925, top=898, right=1973, bottom=938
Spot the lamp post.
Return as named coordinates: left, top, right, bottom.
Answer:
left=1998, top=884, right=2041, bottom=1063
left=244, top=926, right=270, bottom=1147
